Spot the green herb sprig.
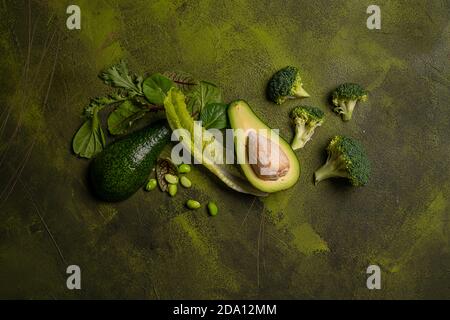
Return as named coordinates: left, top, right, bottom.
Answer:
left=72, top=62, right=229, bottom=159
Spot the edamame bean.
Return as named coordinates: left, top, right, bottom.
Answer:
left=186, top=199, right=201, bottom=209
left=164, top=174, right=178, bottom=184
left=168, top=184, right=177, bottom=197
left=145, top=179, right=157, bottom=191
left=207, top=201, right=218, bottom=216
left=180, top=176, right=192, bottom=188
left=178, top=164, right=191, bottom=174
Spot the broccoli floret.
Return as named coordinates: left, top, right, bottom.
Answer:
left=314, top=136, right=370, bottom=186
left=331, top=83, right=368, bottom=121
left=290, top=106, right=325, bottom=150
left=267, top=66, right=310, bottom=104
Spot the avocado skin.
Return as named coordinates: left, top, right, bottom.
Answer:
left=90, top=121, right=171, bottom=202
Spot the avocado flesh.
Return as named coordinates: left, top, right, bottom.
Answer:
left=90, top=121, right=171, bottom=201
left=228, top=100, right=300, bottom=193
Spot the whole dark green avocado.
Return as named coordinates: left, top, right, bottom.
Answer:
left=90, top=121, right=171, bottom=201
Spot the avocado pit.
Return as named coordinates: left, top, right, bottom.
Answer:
left=247, top=131, right=290, bottom=181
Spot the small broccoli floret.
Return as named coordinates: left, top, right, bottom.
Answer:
left=314, top=136, right=370, bottom=186
left=331, top=83, right=368, bottom=121
left=290, top=106, right=325, bottom=150
left=267, top=66, right=310, bottom=105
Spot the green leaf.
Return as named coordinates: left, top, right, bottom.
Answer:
left=186, top=81, right=222, bottom=118
left=100, top=60, right=143, bottom=96
left=107, top=100, right=148, bottom=135
left=84, top=93, right=128, bottom=116
left=200, top=102, right=229, bottom=129
left=72, top=109, right=106, bottom=159
left=142, top=73, right=174, bottom=105
left=163, top=71, right=199, bottom=94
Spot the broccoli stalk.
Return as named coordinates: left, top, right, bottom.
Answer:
left=290, top=106, right=325, bottom=150
left=314, top=150, right=349, bottom=182
left=314, top=136, right=371, bottom=186
left=331, top=83, right=368, bottom=121
left=334, top=99, right=357, bottom=122
left=290, top=75, right=310, bottom=99
left=267, top=66, right=310, bottom=105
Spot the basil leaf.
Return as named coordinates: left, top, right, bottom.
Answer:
left=142, top=73, right=174, bottom=105
left=200, top=102, right=229, bottom=129
left=186, top=81, right=222, bottom=118
left=107, top=100, right=148, bottom=135
left=72, top=109, right=106, bottom=159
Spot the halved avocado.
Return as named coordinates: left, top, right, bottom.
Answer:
left=228, top=100, right=300, bottom=193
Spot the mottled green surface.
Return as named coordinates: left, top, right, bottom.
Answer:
left=0, top=0, right=449, bottom=299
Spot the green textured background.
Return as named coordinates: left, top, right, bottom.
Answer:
left=0, top=0, right=449, bottom=299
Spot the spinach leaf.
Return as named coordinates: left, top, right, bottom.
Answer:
left=142, top=73, right=174, bottom=106
left=72, top=94, right=127, bottom=158
left=72, top=108, right=106, bottom=159
left=107, top=100, right=148, bottom=135
left=186, top=81, right=222, bottom=118
left=200, top=102, right=229, bottom=129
